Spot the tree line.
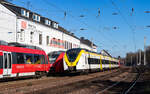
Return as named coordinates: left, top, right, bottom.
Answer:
left=125, top=46, right=150, bottom=66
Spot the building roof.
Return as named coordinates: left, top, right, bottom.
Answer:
left=100, top=50, right=112, bottom=57
left=80, top=37, right=97, bottom=48
left=58, top=26, right=79, bottom=40
left=0, top=1, right=81, bottom=40
left=0, top=0, right=97, bottom=47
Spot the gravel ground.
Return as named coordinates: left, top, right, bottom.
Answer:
left=0, top=67, right=131, bottom=94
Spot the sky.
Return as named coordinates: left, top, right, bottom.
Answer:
left=9, top=0, right=150, bottom=57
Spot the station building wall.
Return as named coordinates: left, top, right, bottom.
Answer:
left=0, top=3, right=16, bottom=43
left=17, top=18, right=80, bottom=54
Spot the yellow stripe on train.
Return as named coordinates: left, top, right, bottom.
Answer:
left=64, top=50, right=85, bottom=67
left=100, top=55, right=103, bottom=70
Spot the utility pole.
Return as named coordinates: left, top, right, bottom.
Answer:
left=131, top=56, right=132, bottom=66
left=144, top=37, right=146, bottom=65
left=137, top=53, right=138, bottom=65
left=139, top=50, right=141, bottom=65
left=91, top=37, right=93, bottom=51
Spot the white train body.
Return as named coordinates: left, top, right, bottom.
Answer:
left=64, top=48, right=119, bottom=72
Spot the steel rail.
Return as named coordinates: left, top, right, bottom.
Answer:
left=96, top=75, right=129, bottom=94
left=96, top=67, right=140, bottom=94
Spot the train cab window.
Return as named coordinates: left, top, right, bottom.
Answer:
left=16, top=53, right=25, bottom=64
left=48, top=53, right=60, bottom=64
left=0, top=56, right=3, bottom=69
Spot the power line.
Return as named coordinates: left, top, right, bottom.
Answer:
left=109, top=0, right=137, bottom=52
left=41, top=0, right=125, bottom=52
left=11, top=0, right=126, bottom=56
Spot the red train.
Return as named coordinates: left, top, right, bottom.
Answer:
left=48, top=51, right=65, bottom=74
left=0, top=41, right=51, bottom=79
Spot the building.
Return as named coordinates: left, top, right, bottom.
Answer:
left=80, top=37, right=97, bottom=52
left=0, top=1, right=97, bottom=54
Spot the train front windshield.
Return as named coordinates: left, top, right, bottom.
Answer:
left=66, top=48, right=81, bottom=62
left=48, top=52, right=62, bottom=64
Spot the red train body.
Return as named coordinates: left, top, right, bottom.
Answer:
left=0, top=44, right=51, bottom=78
left=48, top=51, right=65, bottom=73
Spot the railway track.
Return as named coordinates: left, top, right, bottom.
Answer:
left=0, top=68, right=122, bottom=94
left=0, top=67, right=131, bottom=94
left=28, top=67, right=130, bottom=94
left=96, top=66, right=143, bottom=94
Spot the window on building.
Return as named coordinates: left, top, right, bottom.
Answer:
left=30, top=32, right=33, bottom=43
left=58, top=39, right=60, bottom=46
left=39, top=34, right=42, bottom=45
left=45, top=19, right=51, bottom=26
left=67, top=42, right=69, bottom=49
left=26, top=11, right=29, bottom=17
left=65, top=41, right=68, bottom=49
left=71, top=43, right=72, bottom=49
left=33, top=14, right=40, bottom=22
left=33, top=14, right=36, bottom=20
left=53, top=22, right=58, bottom=29
left=46, top=36, right=49, bottom=45
left=37, top=16, right=40, bottom=22
left=21, top=9, right=29, bottom=18
left=21, top=9, right=25, bottom=16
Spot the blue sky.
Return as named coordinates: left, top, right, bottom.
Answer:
left=9, top=0, right=150, bottom=57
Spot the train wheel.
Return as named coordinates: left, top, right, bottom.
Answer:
left=35, top=71, right=42, bottom=79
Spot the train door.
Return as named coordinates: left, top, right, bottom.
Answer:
left=3, top=52, right=12, bottom=76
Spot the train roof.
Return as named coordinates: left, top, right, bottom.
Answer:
left=0, top=40, right=8, bottom=45
left=0, top=45, right=46, bottom=55
left=48, top=51, right=65, bottom=55
left=8, top=42, right=43, bottom=50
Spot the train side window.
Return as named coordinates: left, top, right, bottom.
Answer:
left=0, top=56, right=3, bottom=69
left=103, top=60, right=106, bottom=64
left=16, top=53, right=25, bottom=64
left=88, top=58, right=91, bottom=64
left=102, top=60, right=104, bottom=64
left=40, top=55, right=45, bottom=64
left=34, top=54, right=41, bottom=64
left=45, top=56, right=48, bottom=64
left=106, top=60, right=109, bottom=64
left=24, top=53, right=34, bottom=64
left=12, top=53, right=17, bottom=64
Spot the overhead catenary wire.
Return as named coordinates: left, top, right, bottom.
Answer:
left=41, top=0, right=126, bottom=53
left=9, top=0, right=126, bottom=56
left=11, top=0, right=124, bottom=53
left=109, top=0, right=137, bottom=52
